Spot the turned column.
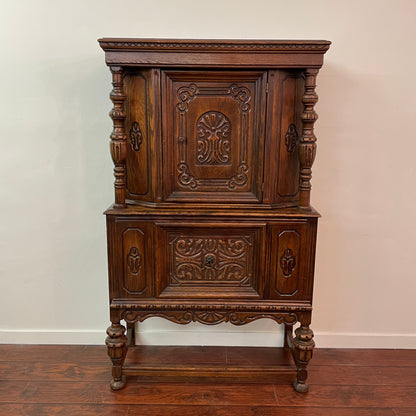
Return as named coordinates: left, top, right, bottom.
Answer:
left=292, top=314, right=315, bottom=393
left=299, top=69, right=319, bottom=210
left=109, top=66, right=127, bottom=208
left=106, top=322, right=128, bottom=390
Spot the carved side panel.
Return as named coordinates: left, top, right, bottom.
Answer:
left=122, top=228, right=147, bottom=294
left=124, top=71, right=150, bottom=197
left=268, top=222, right=310, bottom=299
left=262, top=70, right=301, bottom=206
left=277, top=73, right=300, bottom=199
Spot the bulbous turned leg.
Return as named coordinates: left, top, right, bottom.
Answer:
left=292, top=325, right=315, bottom=393
left=106, top=322, right=128, bottom=390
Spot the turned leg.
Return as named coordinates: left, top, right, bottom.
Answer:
left=284, top=324, right=293, bottom=349
left=126, top=322, right=136, bottom=347
left=106, top=322, right=128, bottom=390
left=292, top=324, right=315, bottom=393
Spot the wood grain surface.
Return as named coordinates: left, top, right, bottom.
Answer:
left=0, top=345, right=415, bottom=415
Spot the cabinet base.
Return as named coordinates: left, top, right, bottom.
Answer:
left=107, top=345, right=310, bottom=390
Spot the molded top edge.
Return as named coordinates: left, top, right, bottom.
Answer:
left=98, top=38, right=331, bottom=53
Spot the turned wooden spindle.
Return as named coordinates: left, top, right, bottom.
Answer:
left=299, top=68, right=319, bottom=210
left=109, top=66, right=127, bottom=208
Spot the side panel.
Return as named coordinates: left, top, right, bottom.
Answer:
left=263, top=70, right=301, bottom=206
left=267, top=219, right=317, bottom=301
left=124, top=69, right=162, bottom=203
left=109, top=218, right=154, bottom=298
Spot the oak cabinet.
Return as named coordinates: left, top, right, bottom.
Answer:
left=99, top=38, right=330, bottom=392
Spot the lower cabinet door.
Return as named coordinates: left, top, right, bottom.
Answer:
left=267, top=220, right=316, bottom=301
left=155, top=222, right=266, bottom=299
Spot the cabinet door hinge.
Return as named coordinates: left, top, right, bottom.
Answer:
left=266, top=82, right=269, bottom=94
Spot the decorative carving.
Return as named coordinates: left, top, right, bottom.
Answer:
left=105, top=323, right=127, bottom=390
left=170, top=237, right=250, bottom=284
left=122, top=309, right=299, bottom=326
left=99, top=39, right=331, bottom=52
left=109, top=67, right=127, bottom=208
left=177, top=163, right=197, bottom=189
left=129, top=121, right=143, bottom=152
left=228, top=163, right=249, bottom=190
left=127, top=247, right=142, bottom=274
left=280, top=248, right=296, bottom=277
left=285, top=123, right=298, bottom=153
left=177, top=83, right=198, bottom=113
left=299, top=69, right=319, bottom=209
left=230, top=84, right=251, bottom=113
left=196, top=111, right=231, bottom=165
left=176, top=83, right=250, bottom=191
left=292, top=324, right=315, bottom=393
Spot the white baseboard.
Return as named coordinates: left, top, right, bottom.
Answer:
left=0, top=329, right=105, bottom=345
left=314, top=331, right=416, bottom=349
left=1, top=328, right=415, bottom=349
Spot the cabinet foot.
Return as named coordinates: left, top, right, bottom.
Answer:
left=110, top=376, right=126, bottom=391
left=293, top=379, right=309, bottom=393
left=106, top=322, right=128, bottom=391
left=291, top=324, right=314, bottom=393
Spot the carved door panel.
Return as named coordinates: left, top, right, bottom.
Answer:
left=162, top=71, right=267, bottom=203
left=155, top=222, right=266, bottom=298
left=267, top=220, right=316, bottom=300
left=109, top=219, right=154, bottom=298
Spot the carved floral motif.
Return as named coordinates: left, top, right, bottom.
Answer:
left=122, top=309, right=299, bottom=326
left=285, top=123, right=298, bottom=153
left=127, top=247, right=142, bottom=274
left=171, top=237, right=251, bottom=284
left=280, top=248, right=296, bottom=277
left=196, top=111, right=231, bottom=165
left=129, top=121, right=143, bottom=152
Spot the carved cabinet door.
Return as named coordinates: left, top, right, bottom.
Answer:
left=155, top=221, right=266, bottom=299
left=162, top=70, right=267, bottom=203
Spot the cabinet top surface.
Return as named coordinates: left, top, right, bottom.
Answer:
left=98, top=38, right=331, bottom=52
left=98, top=38, right=331, bottom=68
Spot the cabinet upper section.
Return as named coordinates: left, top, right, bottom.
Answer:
left=98, top=38, right=331, bottom=69
left=99, top=39, right=330, bottom=209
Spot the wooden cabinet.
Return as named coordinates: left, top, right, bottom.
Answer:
left=99, top=38, right=330, bottom=392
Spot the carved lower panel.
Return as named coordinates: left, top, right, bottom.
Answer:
left=170, top=236, right=252, bottom=284
left=122, top=309, right=299, bottom=326
left=156, top=222, right=264, bottom=298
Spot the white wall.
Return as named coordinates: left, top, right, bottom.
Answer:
left=1, top=0, right=415, bottom=348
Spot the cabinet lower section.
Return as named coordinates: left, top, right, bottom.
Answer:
left=105, top=209, right=318, bottom=392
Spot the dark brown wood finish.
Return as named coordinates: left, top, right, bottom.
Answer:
left=1, top=345, right=416, bottom=416
left=99, top=38, right=330, bottom=392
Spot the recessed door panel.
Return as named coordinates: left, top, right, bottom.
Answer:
left=162, top=71, right=266, bottom=203
left=155, top=222, right=266, bottom=298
